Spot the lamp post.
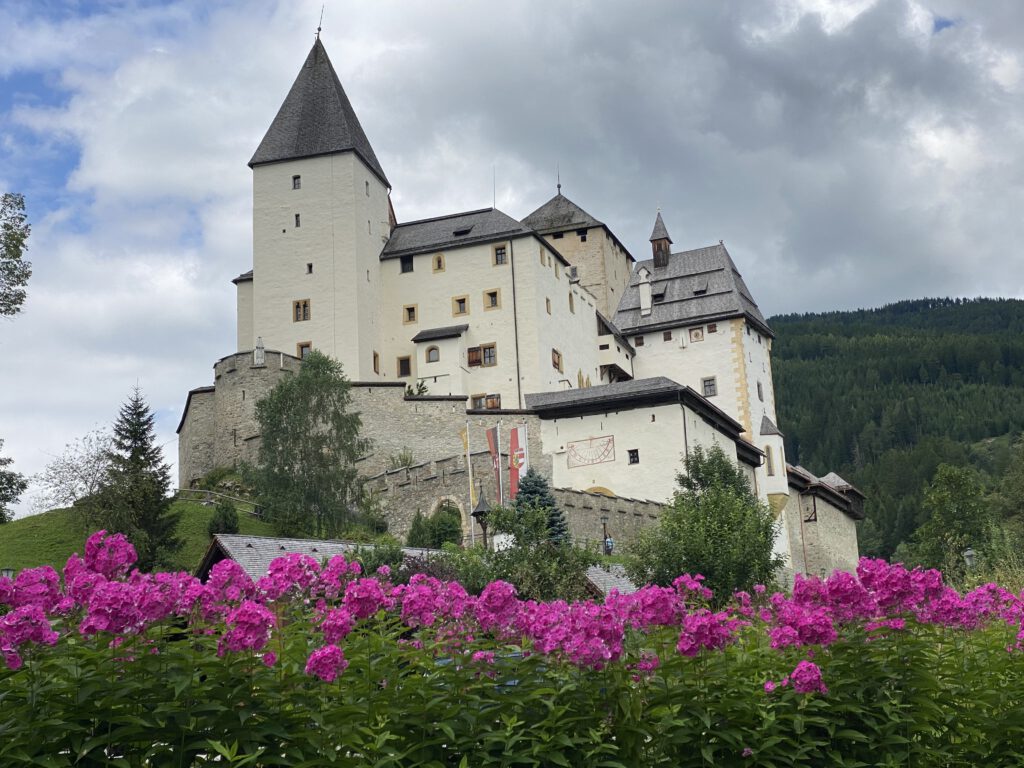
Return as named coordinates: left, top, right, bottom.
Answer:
left=962, top=547, right=976, bottom=570
left=0, top=568, right=14, bottom=580
left=472, top=493, right=491, bottom=550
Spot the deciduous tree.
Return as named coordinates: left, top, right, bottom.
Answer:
left=0, top=192, right=32, bottom=317
left=0, top=439, right=28, bottom=524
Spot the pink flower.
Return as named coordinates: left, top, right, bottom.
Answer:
left=320, top=607, right=355, bottom=644
left=12, top=566, right=61, bottom=613
left=258, top=553, right=320, bottom=601
left=474, top=581, right=519, bottom=632
left=317, top=555, right=361, bottom=599
left=673, top=573, right=713, bottom=602
left=0, top=605, right=59, bottom=668
left=79, top=581, right=144, bottom=636
left=305, top=644, right=349, bottom=682
left=763, top=680, right=777, bottom=693
left=343, top=578, right=391, bottom=620
left=471, top=650, right=495, bottom=664
left=0, top=575, right=14, bottom=608
left=206, top=559, right=256, bottom=604
left=676, top=609, right=742, bottom=657
left=218, top=601, right=276, bottom=656
left=789, top=660, right=827, bottom=694
left=83, top=530, right=137, bottom=580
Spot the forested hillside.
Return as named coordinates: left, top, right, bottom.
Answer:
left=769, top=298, right=1024, bottom=559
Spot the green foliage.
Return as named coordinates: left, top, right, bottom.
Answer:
left=404, top=380, right=429, bottom=396
left=350, top=536, right=405, bottom=575
left=770, top=298, right=1024, bottom=558
left=406, top=510, right=430, bottom=547
left=407, top=504, right=464, bottom=549
left=97, top=387, right=181, bottom=571
left=625, top=445, right=783, bottom=597
left=512, top=467, right=568, bottom=544
left=246, top=350, right=370, bottom=539
left=0, top=439, right=27, bottom=524
left=0, top=192, right=32, bottom=317
left=208, top=500, right=241, bottom=538
left=387, top=448, right=416, bottom=470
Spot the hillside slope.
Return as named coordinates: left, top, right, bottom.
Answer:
left=769, top=298, right=1024, bottom=558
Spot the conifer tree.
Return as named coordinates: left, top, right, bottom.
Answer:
left=406, top=510, right=431, bottom=548
left=100, top=387, right=181, bottom=571
left=513, top=468, right=568, bottom=544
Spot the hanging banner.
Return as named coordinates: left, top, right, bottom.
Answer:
left=508, top=424, right=529, bottom=499
left=486, top=426, right=503, bottom=505
left=460, top=425, right=477, bottom=507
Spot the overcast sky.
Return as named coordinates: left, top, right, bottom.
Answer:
left=2, top=0, right=1022, bottom=516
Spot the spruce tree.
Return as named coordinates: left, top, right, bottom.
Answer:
left=513, top=468, right=568, bottom=544
left=101, top=387, right=181, bottom=571
left=406, top=510, right=431, bottom=548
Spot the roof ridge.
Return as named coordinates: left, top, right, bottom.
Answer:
left=394, top=207, right=501, bottom=228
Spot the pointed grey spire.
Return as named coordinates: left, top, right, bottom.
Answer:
left=249, top=39, right=389, bottom=187
left=649, top=211, right=672, bottom=243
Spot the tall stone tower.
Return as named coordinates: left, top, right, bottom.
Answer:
left=235, top=38, right=391, bottom=379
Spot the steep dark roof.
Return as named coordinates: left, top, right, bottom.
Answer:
left=411, top=324, right=469, bottom=343
left=382, top=208, right=534, bottom=260
left=760, top=414, right=783, bottom=437
left=613, top=243, right=772, bottom=337
left=522, top=193, right=603, bottom=234
left=524, top=376, right=744, bottom=437
left=249, top=39, right=389, bottom=186
left=787, top=465, right=866, bottom=520
left=650, top=211, right=672, bottom=242
left=232, top=269, right=253, bottom=284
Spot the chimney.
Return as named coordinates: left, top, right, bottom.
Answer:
left=638, top=267, right=652, bottom=317
left=649, top=211, right=673, bottom=269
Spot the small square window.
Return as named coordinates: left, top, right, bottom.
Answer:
left=628, top=449, right=640, bottom=465
left=663, top=330, right=672, bottom=341
left=294, top=213, right=301, bottom=228
left=365, top=180, right=370, bottom=196
left=400, top=255, right=414, bottom=273
left=467, top=347, right=482, bottom=367
left=426, top=346, right=440, bottom=363
left=373, top=351, right=380, bottom=374
left=552, top=232, right=563, bottom=240
left=481, top=343, right=497, bottom=367
left=766, top=446, right=776, bottom=476
left=297, top=341, right=312, bottom=358
left=484, top=289, right=500, bottom=309
left=635, top=336, right=645, bottom=347
left=292, top=175, right=301, bottom=190
left=551, top=348, right=563, bottom=372
left=493, top=245, right=507, bottom=265
left=757, top=381, right=764, bottom=402
left=485, top=394, right=501, bottom=409
left=293, top=299, right=310, bottom=322
left=708, top=323, right=718, bottom=334
left=569, top=293, right=575, bottom=313
left=433, top=254, right=445, bottom=272
left=403, top=305, right=418, bottom=324
left=576, top=228, right=588, bottom=242
left=545, top=298, right=552, bottom=315
left=471, top=394, right=486, bottom=409
left=306, top=263, right=313, bottom=274
left=397, top=357, right=411, bottom=377
left=702, top=377, right=717, bottom=397
left=452, top=295, right=469, bottom=316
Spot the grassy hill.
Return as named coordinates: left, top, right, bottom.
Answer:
left=0, top=499, right=276, bottom=574
left=769, top=297, right=1024, bottom=558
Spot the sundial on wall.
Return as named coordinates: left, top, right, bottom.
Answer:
left=566, top=436, right=616, bottom=468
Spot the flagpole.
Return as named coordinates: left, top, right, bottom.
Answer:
left=466, top=420, right=476, bottom=547
left=497, top=421, right=505, bottom=507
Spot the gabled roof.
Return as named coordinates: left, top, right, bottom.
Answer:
left=786, top=465, right=866, bottom=520
left=613, top=243, right=772, bottom=337
left=650, top=211, right=672, bottom=243
left=521, top=192, right=635, bottom=262
left=232, top=269, right=253, bottom=285
left=382, top=208, right=536, bottom=260
left=411, top=324, right=469, bottom=343
left=249, top=39, right=389, bottom=187
left=760, top=414, right=783, bottom=437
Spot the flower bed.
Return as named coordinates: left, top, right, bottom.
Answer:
left=2, top=531, right=1023, bottom=766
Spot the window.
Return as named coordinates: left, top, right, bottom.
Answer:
left=400, top=255, right=414, bottom=273
left=708, top=323, right=718, bottom=334
left=294, top=213, right=301, bottom=228
left=297, top=341, right=312, bottom=358
left=545, top=298, right=551, bottom=315
left=552, top=232, right=563, bottom=239
left=292, top=175, right=301, bottom=190
left=484, top=289, right=500, bottom=310
left=493, top=245, right=507, bottom=265
left=467, top=347, right=482, bottom=367
left=426, top=346, right=440, bottom=363
left=766, top=445, right=776, bottom=476
left=635, top=336, right=645, bottom=347
left=555, top=262, right=560, bottom=279
left=539, top=250, right=546, bottom=265
left=365, top=180, right=370, bottom=196
left=403, top=304, right=418, bottom=324
left=452, top=295, right=469, bottom=316
left=293, top=299, right=310, bottom=322
left=757, top=381, right=764, bottom=402
left=653, top=291, right=666, bottom=303
left=568, top=293, right=575, bottom=313
left=367, top=220, right=371, bottom=234
left=576, top=228, right=588, bottom=242
left=702, top=377, right=717, bottom=397
left=551, top=348, right=563, bottom=372
left=481, top=343, right=497, bottom=366
left=433, top=254, right=445, bottom=272
left=373, top=351, right=380, bottom=374
left=306, top=262, right=313, bottom=274
left=662, top=330, right=672, bottom=341
left=628, top=449, right=640, bottom=465
left=397, top=356, right=411, bottom=377
left=689, top=328, right=705, bottom=343
left=485, top=394, right=501, bottom=409
left=471, top=393, right=486, bottom=409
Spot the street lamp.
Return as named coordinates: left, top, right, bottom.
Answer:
left=472, top=493, right=491, bottom=550
left=0, top=568, right=14, bottom=580
left=962, top=548, right=976, bottom=570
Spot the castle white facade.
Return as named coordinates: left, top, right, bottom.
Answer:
left=180, top=39, right=863, bottom=578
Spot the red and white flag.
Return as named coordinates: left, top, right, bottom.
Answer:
left=508, top=424, right=529, bottom=499
left=486, top=426, right=503, bottom=505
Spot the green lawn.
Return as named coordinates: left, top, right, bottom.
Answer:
left=0, top=500, right=276, bottom=574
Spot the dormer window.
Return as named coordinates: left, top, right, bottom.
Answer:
left=292, top=175, right=301, bottom=189
left=693, top=278, right=709, bottom=296
left=453, top=226, right=473, bottom=237
left=652, top=291, right=666, bottom=303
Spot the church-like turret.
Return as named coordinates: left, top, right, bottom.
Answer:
left=239, top=38, right=392, bottom=377
left=649, top=211, right=672, bottom=269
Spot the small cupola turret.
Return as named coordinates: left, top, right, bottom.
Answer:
left=650, top=211, right=672, bottom=269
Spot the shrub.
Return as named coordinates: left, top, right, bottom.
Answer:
left=208, top=499, right=240, bottom=538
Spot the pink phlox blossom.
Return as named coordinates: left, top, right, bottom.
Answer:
left=398, top=574, right=446, bottom=627
left=376, top=564, right=391, bottom=578
left=343, top=577, right=392, bottom=620
left=789, top=660, right=828, bottom=694
left=471, top=650, right=495, bottom=664
left=133, top=571, right=200, bottom=622
left=628, top=651, right=661, bottom=681
left=474, top=581, right=520, bottom=633
left=864, top=617, right=907, bottom=640
left=258, top=553, right=321, bottom=601
left=218, top=600, right=276, bottom=656
left=963, top=582, right=1020, bottom=626
left=742, top=747, right=754, bottom=757
left=63, top=554, right=106, bottom=607
left=673, top=573, right=713, bottom=603
left=83, top=530, right=137, bottom=580
left=261, top=651, right=277, bottom=667
left=516, top=600, right=571, bottom=653
left=319, top=607, right=356, bottom=644
left=753, top=584, right=767, bottom=595
left=856, top=558, right=944, bottom=614
left=732, top=591, right=754, bottom=617
left=305, top=644, right=349, bottom=682
left=12, top=566, right=62, bottom=613
left=1, top=605, right=60, bottom=667
left=317, top=554, right=362, bottom=599
left=915, top=587, right=978, bottom=629
left=770, top=602, right=837, bottom=648
left=676, top=609, right=742, bottom=657
left=206, top=559, right=256, bottom=604
left=561, top=603, right=625, bottom=668
left=79, top=581, right=145, bottom=636
left=609, top=585, right=680, bottom=629
left=0, top=576, right=13, bottom=608
left=792, top=573, right=828, bottom=607
left=823, top=570, right=877, bottom=623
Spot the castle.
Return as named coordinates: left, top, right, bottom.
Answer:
left=178, top=38, right=863, bottom=579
